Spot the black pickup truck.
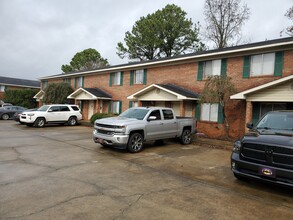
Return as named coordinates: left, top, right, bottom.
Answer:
left=231, top=111, right=293, bottom=188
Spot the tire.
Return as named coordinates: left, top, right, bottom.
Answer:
left=127, top=133, right=144, bottom=153
left=180, top=129, right=192, bottom=145
left=2, top=114, right=9, bottom=120
left=68, top=116, right=77, bottom=126
left=34, top=118, right=46, bottom=128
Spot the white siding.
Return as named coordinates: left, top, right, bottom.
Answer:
left=247, top=82, right=293, bottom=102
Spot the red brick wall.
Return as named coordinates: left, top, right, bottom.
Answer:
left=43, top=49, right=293, bottom=139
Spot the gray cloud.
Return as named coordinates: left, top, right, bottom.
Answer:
left=0, top=0, right=292, bottom=80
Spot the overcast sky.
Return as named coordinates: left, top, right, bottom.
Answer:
left=0, top=0, right=292, bottom=80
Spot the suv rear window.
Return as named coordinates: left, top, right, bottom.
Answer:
left=60, top=106, right=70, bottom=111
left=71, top=106, right=80, bottom=111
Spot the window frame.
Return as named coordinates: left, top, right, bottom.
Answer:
left=111, top=101, right=121, bottom=114
left=200, top=103, right=219, bottom=122
left=0, top=85, right=5, bottom=92
left=112, top=72, right=121, bottom=85
left=203, top=59, right=221, bottom=79
left=134, top=69, right=144, bottom=84
left=250, top=53, right=275, bottom=77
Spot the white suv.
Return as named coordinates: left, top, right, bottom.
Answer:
left=20, top=104, right=82, bottom=128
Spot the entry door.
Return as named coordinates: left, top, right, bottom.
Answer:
left=88, top=101, right=94, bottom=120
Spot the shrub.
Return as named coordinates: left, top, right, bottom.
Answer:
left=3, top=89, right=38, bottom=108
left=90, top=113, right=118, bottom=124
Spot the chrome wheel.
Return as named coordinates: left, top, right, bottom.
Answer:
left=181, top=129, right=191, bottom=145
left=35, top=118, right=45, bottom=128
left=68, top=117, right=77, bottom=126
left=127, top=133, right=143, bottom=153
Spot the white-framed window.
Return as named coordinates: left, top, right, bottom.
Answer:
left=134, top=69, right=144, bottom=84
left=132, top=101, right=138, bottom=107
left=250, top=53, right=275, bottom=76
left=42, top=81, right=48, bottom=90
left=75, top=76, right=83, bottom=88
left=203, top=59, right=221, bottom=78
left=0, top=85, right=5, bottom=92
left=201, top=103, right=219, bottom=122
left=111, top=101, right=121, bottom=114
left=112, top=72, right=121, bottom=85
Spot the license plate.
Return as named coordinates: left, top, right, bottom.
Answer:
left=259, top=167, right=276, bottom=178
left=96, top=138, right=104, bottom=144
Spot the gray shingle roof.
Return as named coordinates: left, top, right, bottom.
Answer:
left=83, top=88, right=112, bottom=99
left=157, top=84, right=199, bottom=99
left=0, top=76, right=40, bottom=88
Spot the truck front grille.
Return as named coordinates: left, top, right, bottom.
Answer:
left=96, top=129, right=114, bottom=136
left=241, top=143, right=293, bottom=168
left=96, top=123, right=121, bottom=129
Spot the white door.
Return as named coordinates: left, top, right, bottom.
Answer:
left=88, top=101, right=94, bottom=120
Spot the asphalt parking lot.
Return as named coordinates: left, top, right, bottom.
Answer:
left=0, top=120, right=292, bottom=220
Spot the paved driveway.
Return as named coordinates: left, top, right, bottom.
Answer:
left=0, top=121, right=292, bottom=220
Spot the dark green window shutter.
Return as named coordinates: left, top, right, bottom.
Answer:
left=220, top=58, right=227, bottom=78
left=130, top=70, right=134, bottom=85
left=197, top=62, right=203, bottom=81
left=252, top=103, right=260, bottom=125
left=108, top=102, right=111, bottom=113
left=243, top=56, right=251, bottom=78
left=143, top=69, right=147, bottom=85
left=129, top=101, right=133, bottom=108
left=196, top=103, right=201, bottom=120
left=109, top=73, right=113, bottom=87
left=274, top=51, right=284, bottom=76
left=120, top=72, right=124, bottom=86
left=119, top=101, right=122, bottom=114
left=217, top=104, right=224, bottom=124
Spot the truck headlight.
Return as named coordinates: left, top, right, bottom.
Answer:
left=233, top=140, right=241, bottom=153
left=27, top=113, right=35, bottom=116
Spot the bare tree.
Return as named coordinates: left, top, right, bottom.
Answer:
left=203, top=0, right=250, bottom=48
left=283, top=6, right=293, bottom=36
left=200, top=76, right=236, bottom=139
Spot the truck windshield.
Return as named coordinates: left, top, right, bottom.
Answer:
left=119, top=108, right=150, bottom=120
left=257, top=112, right=293, bottom=134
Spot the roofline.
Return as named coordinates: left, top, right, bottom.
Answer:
left=67, top=87, right=112, bottom=100
left=127, top=83, right=199, bottom=100
left=39, top=37, right=293, bottom=80
left=0, top=83, right=40, bottom=89
left=230, top=75, right=293, bottom=99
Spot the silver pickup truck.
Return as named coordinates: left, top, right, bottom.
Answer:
left=93, top=107, right=197, bottom=153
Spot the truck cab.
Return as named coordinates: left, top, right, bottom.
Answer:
left=93, top=107, right=197, bottom=153
left=231, top=111, right=293, bottom=188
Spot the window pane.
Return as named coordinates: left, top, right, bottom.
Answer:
left=112, top=101, right=120, bottom=114
left=262, top=53, right=275, bottom=75
left=210, top=104, right=219, bottom=122
left=251, top=54, right=262, bottom=76
left=113, top=72, right=121, bottom=85
left=204, top=61, right=213, bottom=77
left=162, top=109, right=174, bottom=120
left=212, top=59, right=221, bottom=76
left=201, top=103, right=210, bottom=121
left=135, top=70, right=144, bottom=84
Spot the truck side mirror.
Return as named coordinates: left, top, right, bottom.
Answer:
left=246, top=122, right=253, bottom=129
left=148, top=116, right=157, bottom=121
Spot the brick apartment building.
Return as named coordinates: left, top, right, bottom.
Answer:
left=0, top=76, right=40, bottom=103
left=37, top=37, right=293, bottom=139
